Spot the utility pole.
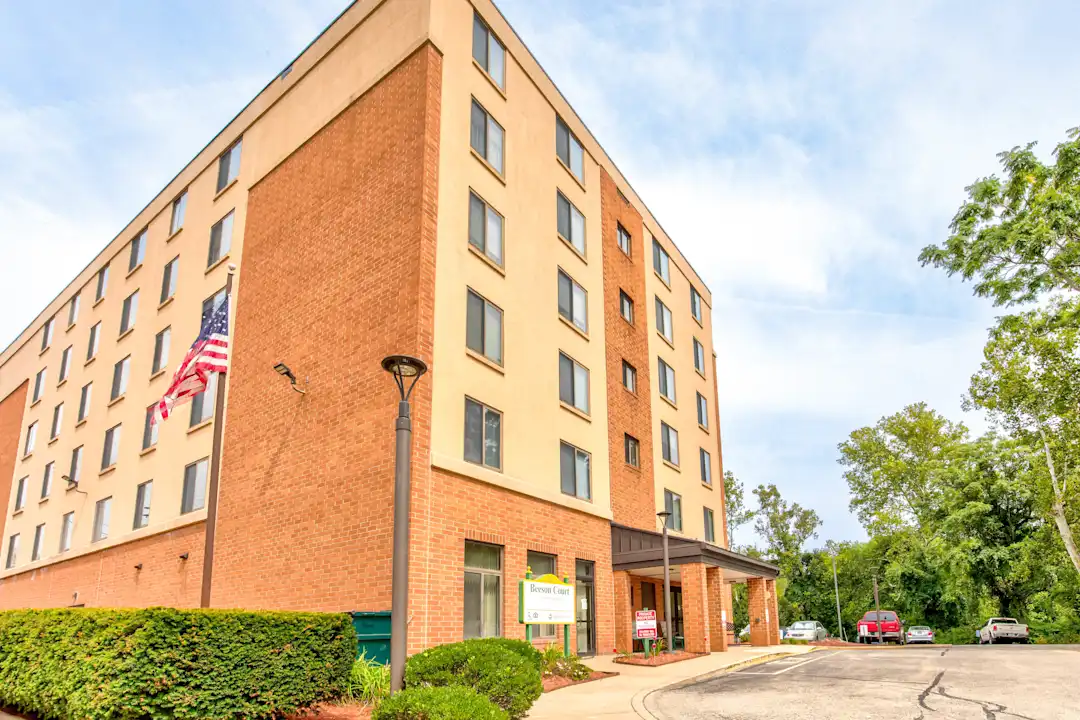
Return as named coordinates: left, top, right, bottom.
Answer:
left=872, top=575, right=884, bottom=645
left=831, top=554, right=844, bottom=642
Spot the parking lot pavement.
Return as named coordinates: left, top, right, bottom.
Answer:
left=648, top=645, right=1080, bottom=720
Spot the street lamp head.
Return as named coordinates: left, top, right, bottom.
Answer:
left=273, top=362, right=297, bottom=382
left=382, top=354, right=428, bottom=401
left=656, top=511, right=671, bottom=520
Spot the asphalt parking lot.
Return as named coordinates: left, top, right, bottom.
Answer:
left=649, top=645, right=1080, bottom=720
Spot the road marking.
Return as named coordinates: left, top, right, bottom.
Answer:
left=737, top=651, right=836, bottom=676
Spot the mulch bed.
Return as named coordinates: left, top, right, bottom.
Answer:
left=612, top=650, right=707, bottom=666
left=287, top=704, right=372, bottom=720
left=542, top=670, right=618, bottom=692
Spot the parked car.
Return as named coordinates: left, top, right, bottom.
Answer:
left=857, top=610, right=904, bottom=644
left=905, top=626, right=935, bottom=644
left=787, top=620, right=829, bottom=641
left=978, top=617, right=1029, bottom=644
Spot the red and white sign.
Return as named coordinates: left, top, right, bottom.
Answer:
left=634, top=609, right=658, bottom=640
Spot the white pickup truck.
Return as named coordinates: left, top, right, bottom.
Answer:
left=978, top=617, right=1030, bottom=644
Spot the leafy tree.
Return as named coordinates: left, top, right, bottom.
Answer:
left=723, top=471, right=754, bottom=548
left=919, top=127, right=1080, bottom=306
left=752, top=483, right=821, bottom=571
left=837, top=403, right=968, bottom=534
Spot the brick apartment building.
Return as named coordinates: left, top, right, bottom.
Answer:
left=0, top=0, right=781, bottom=654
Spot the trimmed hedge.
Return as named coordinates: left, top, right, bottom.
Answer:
left=372, top=686, right=508, bottom=720
left=0, top=607, right=356, bottom=720
left=470, top=637, right=542, bottom=670
left=405, top=639, right=542, bottom=719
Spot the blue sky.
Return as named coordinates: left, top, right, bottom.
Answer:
left=3, top=1, right=1080, bottom=547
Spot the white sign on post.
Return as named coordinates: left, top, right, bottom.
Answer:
left=634, top=609, right=658, bottom=640
left=520, top=579, right=575, bottom=625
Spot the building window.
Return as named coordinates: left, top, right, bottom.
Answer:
left=68, top=293, right=80, bottom=327
left=133, top=481, right=153, bottom=530
left=527, top=550, right=557, bottom=637
left=704, top=507, right=715, bottom=543
left=660, top=422, right=679, bottom=466
left=31, top=524, right=44, bottom=562
left=700, top=448, right=712, bottom=486
left=41, top=317, right=54, bottom=352
left=128, top=230, right=146, bottom=272
left=464, top=540, right=502, bottom=639
left=50, top=402, right=63, bottom=440
left=69, top=446, right=83, bottom=485
left=658, top=357, right=676, bottom=404
left=24, top=422, right=36, bottom=456
left=208, top=210, right=234, bottom=267
left=617, top=224, right=631, bottom=256
left=59, top=512, right=74, bottom=553
left=190, top=372, right=218, bottom=427
left=161, top=256, right=179, bottom=304
left=202, top=288, right=227, bottom=325
left=653, top=238, right=670, bottom=285
left=41, top=462, right=53, bottom=499
left=466, top=288, right=503, bottom=365
left=697, top=393, right=709, bottom=429
left=182, top=458, right=209, bottom=514
left=87, top=321, right=100, bottom=361
left=559, top=441, right=591, bottom=500
left=619, top=291, right=634, bottom=324
left=216, top=138, right=242, bottom=193
left=471, top=12, right=505, bottom=89
left=5, top=534, right=18, bottom=569
left=95, top=264, right=109, bottom=303
left=143, top=405, right=159, bottom=450
left=170, top=191, right=187, bottom=235
left=690, top=286, right=703, bottom=324
left=101, top=424, right=121, bottom=470
left=111, top=356, right=130, bottom=401
left=470, top=99, right=504, bottom=174
left=664, top=490, right=683, bottom=531
left=464, top=397, right=501, bottom=471
left=78, top=383, right=92, bottom=423
left=93, top=497, right=112, bottom=542
left=559, top=352, right=590, bottom=414
left=468, top=191, right=504, bottom=267
left=622, top=360, right=637, bottom=393
left=14, top=476, right=27, bottom=512
left=655, top=297, right=673, bottom=344
left=624, top=434, right=640, bottom=468
left=556, top=191, right=586, bottom=256
left=557, top=269, right=588, bottom=333
left=59, top=345, right=72, bottom=383
left=32, top=368, right=46, bottom=403
left=693, top=338, right=706, bottom=375
left=120, top=291, right=139, bottom=335
left=555, top=116, right=584, bottom=183
left=152, top=327, right=171, bottom=375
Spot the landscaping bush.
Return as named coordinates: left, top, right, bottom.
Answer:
left=344, top=651, right=391, bottom=705
left=373, top=686, right=508, bottom=720
left=0, top=607, right=355, bottom=720
left=470, top=637, right=542, bottom=670
left=540, top=643, right=591, bottom=680
left=405, top=639, right=542, bottom=719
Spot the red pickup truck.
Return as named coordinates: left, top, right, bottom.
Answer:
left=857, top=610, right=903, bottom=644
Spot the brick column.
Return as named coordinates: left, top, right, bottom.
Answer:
left=747, top=577, right=769, bottom=646
left=722, top=582, right=736, bottom=646
left=613, top=570, right=634, bottom=653
left=766, top=578, right=781, bottom=646
left=706, top=567, right=728, bottom=652
left=681, top=563, right=710, bottom=653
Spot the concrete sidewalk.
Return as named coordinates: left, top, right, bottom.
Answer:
left=528, top=645, right=814, bottom=719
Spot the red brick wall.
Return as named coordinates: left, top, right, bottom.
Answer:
left=0, top=382, right=28, bottom=522
left=210, top=43, right=442, bottom=612
left=0, top=522, right=204, bottom=609
left=600, top=170, right=655, bottom=531
left=680, top=562, right=709, bottom=653
left=747, top=576, right=769, bottom=646
left=706, top=566, right=728, bottom=651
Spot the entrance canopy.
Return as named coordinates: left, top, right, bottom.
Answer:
left=611, top=523, right=779, bottom=582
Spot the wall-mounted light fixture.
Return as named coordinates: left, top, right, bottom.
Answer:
left=273, top=362, right=307, bottom=394
left=179, top=552, right=189, bottom=561
left=61, top=474, right=87, bottom=495
left=134, top=563, right=143, bottom=571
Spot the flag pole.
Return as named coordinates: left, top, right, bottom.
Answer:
left=200, top=265, right=235, bottom=609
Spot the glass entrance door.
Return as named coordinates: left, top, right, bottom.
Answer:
left=670, top=587, right=684, bottom=647
left=575, top=560, right=596, bottom=656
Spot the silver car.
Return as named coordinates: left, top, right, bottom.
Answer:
left=905, top=625, right=935, bottom=644
left=786, top=620, right=828, bottom=641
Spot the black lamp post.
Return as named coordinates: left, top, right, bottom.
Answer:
left=381, top=354, right=428, bottom=695
left=656, top=510, right=673, bottom=652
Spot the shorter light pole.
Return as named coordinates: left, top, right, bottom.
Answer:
left=656, top=511, right=673, bottom=652
left=382, top=354, right=428, bottom=696
left=872, top=574, right=884, bottom=645
left=831, top=553, right=844, bottom=642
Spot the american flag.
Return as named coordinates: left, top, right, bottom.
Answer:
left=153, top=296, right=230, bottom=425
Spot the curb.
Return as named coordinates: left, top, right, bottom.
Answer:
left=631, top=651, right=795, bottom=719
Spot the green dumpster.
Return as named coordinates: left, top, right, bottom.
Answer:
left=351, top=611, right=391, bottom=665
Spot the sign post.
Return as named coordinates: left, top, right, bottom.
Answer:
left=635, top=608, right=658, bottom=656
left=519, top=571, right=576, bottom=659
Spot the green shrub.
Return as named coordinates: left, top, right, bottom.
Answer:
left=405, top=640, right=542, bottom=719
left=540, top=644, right=591, bottom=680
left=470, top=637, right=542, bottom=669
left=373, top=686, right=508, bottom=720
left=345, top=651, right=391, bottom=705
left=0, top=607, right=355, bottom=720
left=781, top=638, right=809, bottom=645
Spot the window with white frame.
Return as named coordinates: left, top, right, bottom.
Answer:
left=41, top=462, right=53, bottom=499
left=92, top=497, right=111, bottom=542
left=694, top=338, right=706, bottom=375
left=78, top=382, right=92, bottom=423
left=23, top=422, right=37, bottom=456
left=617, top=223, right=631, bottom=256
left=119, top=290, right=139, bottom=335
left=190, top=372, right=218, bottom=427
left=619, top=291, right=634, bottom=324
left=559, top=352, right=590, bottom=414
left=152, top=327, right=171, bottom=375
left=128, top=230, right=146, bottom=272
left=621, top=360, right=636, bottom=393
left=658, top=357, right=676, bottom=404
left=208, top=211, right=234, bottom=267
left=660, top=422, right=679, bottom=466
left=655, top=296, right=673, bottom=344
left=470, top=99, right=504, bottom=174
left=50, top=402, right=63, bottom=440
left=700, top=448, right=712, bottom=486
left=5, top=534, right=18, bottom=569
left=32, top=368, right=46, bottom=403
left=134, top=480, right=153, bottom=530
left=143, top=405, right=159, bottom=450
left=69, top=446, right=82, bottom=485
left=95, top=264, right=109, bottom=303
left=182, top=458, right=208, bottom=513
left=32, top=523, right=44, bottom=562
left=111, top=357, right=130, bottom=400
left=556, top=191, right=586, bottom=256
left=690, top=286, right=703, bottom=324
left=68, top=293, right=80, bottom=327
left=59, top=345, right=72, bottom=383
left=555, top=116, right=584, bottom=183
left=624, top=434, right=640, bottom=468
left=216, top=138, right=242, bottom=193
left=557, top=269, right=588, bottom=333
left=664, top=489, right=682, bottom=531
left=101, top=424, right=121, bottom=470
left=468, top=191, right=504, bottom=267
left=697, top=392, right=709, bottom=429
left=464, top=397, right=502, bottom=471
left=653, top=238, right=670, bottom=285
left=464, top=541, right=502, bottom=639
left=471, top=12, right=505, bottom=89
left=87, top=321, right=100, bottom=361
left=170, top=191, right=187, bottom=235
left=14, top=476, right=27, bottom=511
left=59, top=512, right=74, bottom=553
left=161, top=257, right=179, bottom=304
left=704, top=507, right=715, bottom=543
left=560, top=441, right=591, bottom=500
left=41, top=317, right=54, bottom=351
left=466, top=289, right=503, bottom=365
